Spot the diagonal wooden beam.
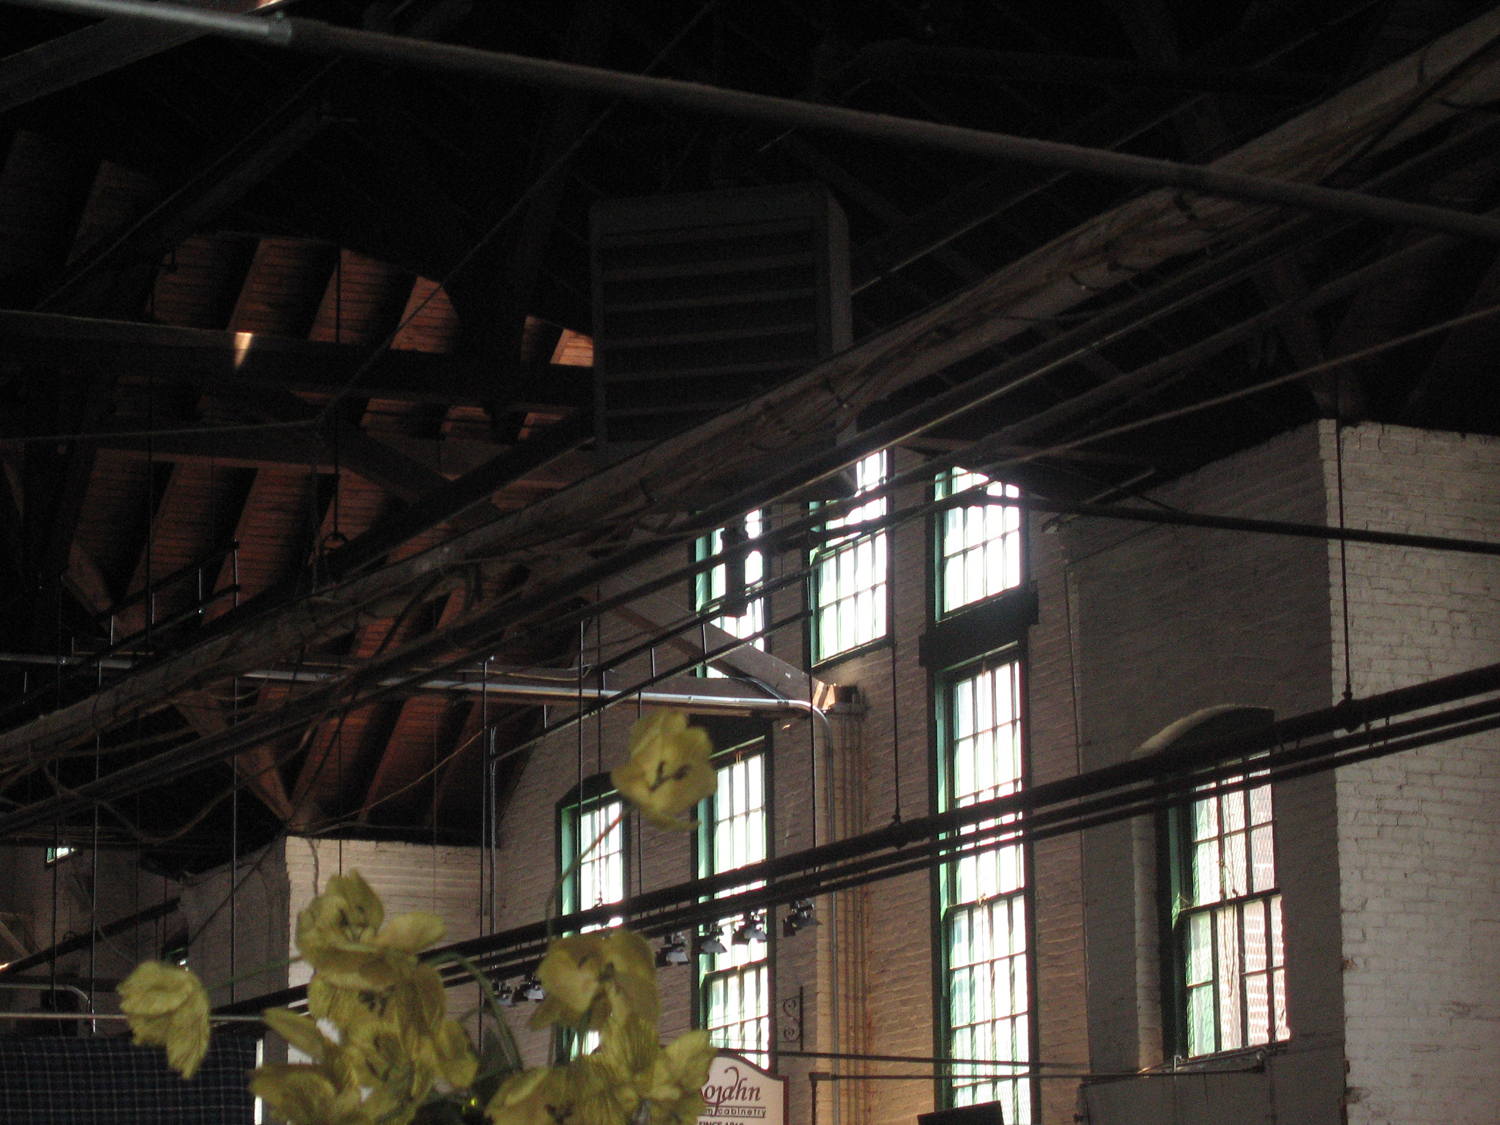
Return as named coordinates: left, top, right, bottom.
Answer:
left=177, top=689, right=294, bottom=820
left=0, top=0, right=289, bottom=114
left=3, top=11, right=1498, bottom=779
left=43, top=103, right=332, bottom=316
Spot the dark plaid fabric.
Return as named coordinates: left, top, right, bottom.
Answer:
left=0, top=1034, right=256, bottom=1124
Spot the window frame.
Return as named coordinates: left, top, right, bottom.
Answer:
left=555, top=774, right=632, bottom=922
left=809, top=451, right=892, bottom=667
left=932, top=467, right=1026, bottom=621
left=693, top=509, right=769, bottom=676
left=931, top=647, right=1037, bottom=1121
left=554, top=774, right=632, bottom=1060
left=1161, top=767, right=1288, bottom=1060
left=692, top=721, right=775, bottom=1067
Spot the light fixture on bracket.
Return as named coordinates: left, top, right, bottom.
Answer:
left=496, top=981, right=516, bottom=1007
left=523, top=975, right=545, bottom=1002
left=733, top=915, right=768, bottom=944
left=697, top=927, right=727, bottom=955
left=782, top=899, right=818, bottom=937
left=656, top=932, right=691, bottom=966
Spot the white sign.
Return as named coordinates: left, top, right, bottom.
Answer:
left=699, top=1052, right=786, bottom=1125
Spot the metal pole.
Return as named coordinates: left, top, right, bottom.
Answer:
left=8, top=0, right=1500, bottom=242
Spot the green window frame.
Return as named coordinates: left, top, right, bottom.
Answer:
left=811, top=451, right=889, bottom=663
left=1165, top=770, right=1288, bottom=1058
left=557, top=777, right=630, bottom=1057
left=697, top=739, right=771, bottom=1064
left=936, top=655, right=1033, bottom=1123
left=694, top=509, right=768, bottom=676
left=935, top=468, right=1023, bottom=618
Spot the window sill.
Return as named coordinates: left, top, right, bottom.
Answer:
left=811, top=634, right=892, bottom=672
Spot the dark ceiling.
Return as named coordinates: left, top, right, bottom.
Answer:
left=0, top=0, right=1497, bottom=872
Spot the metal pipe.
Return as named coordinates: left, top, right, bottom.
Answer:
left=8, top=0, right=1500, bottom=242
left=0, top=980, right=92, bottom=1004
left=0, top=898, right=180, bottom=978
left=217, top=656, right=1500, bottom=1012
left=0, top=653, right=825, bottom=713
left=0, top=1010, right=262, bottom=1023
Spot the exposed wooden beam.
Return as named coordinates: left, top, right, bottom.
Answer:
left=0, top=309, right=592, bottom=409
left=176, top=690, right=294, bottom=821
left=0, top=0, right=288, bottom=114
left=42, top=102, right=332, bottom=316
left=4, top=12, right=1498, bottom=787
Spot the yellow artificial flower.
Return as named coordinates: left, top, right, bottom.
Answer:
left=263, top=1007, right=339, bottom=1063
left=567, top=1053, right=641, bottom=1125
left=296, top=869, right=447, bottom=991
left=643, top=1031, right=716, bottom=1125
left=419, top=1017, right=480, bottom=1089
left=249, top=1063, right=374, bottom=1125
left=117, top=961, right=211, bottom=1079
left=485, top=1066, right=578, bottom=1125
left=611, top=710, right=715, bottom=831
left=596, top=1008, right=662, bottom=1080
left=307, top=976, right=385, bottom=1039
left=530, top=929, right=659, bottom=1031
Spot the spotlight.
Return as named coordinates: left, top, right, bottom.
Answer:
left=697, top=928, right=727, bottom=955
left=656, top=933, right=690, bottom=966
left=733, top=915, right=768, bottom=944
left=782, top=900, right=818, bottom=937
left=496, top=982, right=516, bottom=1007
left=523, top=976, right=545, bottom=1002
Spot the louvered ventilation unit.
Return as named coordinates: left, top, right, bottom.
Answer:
left=591, top=183, right=850, bottom=457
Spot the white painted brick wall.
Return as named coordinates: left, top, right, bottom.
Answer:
left=1328, top=423, right=1500, bottom=1125
left=1061, top=425, right=1346, bottom=1124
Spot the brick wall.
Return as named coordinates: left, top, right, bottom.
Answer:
left=1329, top=423, right=1500, bottom=1125
left=1062, top=424, right=1344, bottom=1123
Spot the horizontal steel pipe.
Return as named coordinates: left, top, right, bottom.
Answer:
left=9, top=0, right=1500, bottom=242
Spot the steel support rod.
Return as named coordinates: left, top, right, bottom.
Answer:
left=8, top=0, right=1500, bottom=242
left=216, top=655, right=1500, bottom=1012
left=0, top=897, right=179, bottom=977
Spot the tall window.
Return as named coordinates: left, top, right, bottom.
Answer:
left=699, top=748, right=771, bottom=1063
left=695, top=510, right=767, bottom=676
left=559, top=781, right=629, bottom=1055
left=938, top=658, right=1031, bottom=1123
left=1169, top=772, right=1287, bottom=1057
left=937, top=468, right=1022, bottom=616
left=812, top=451, right=888, bottom=662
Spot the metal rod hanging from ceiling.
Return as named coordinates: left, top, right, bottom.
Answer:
left=215, top=654, right=1500, bottom=1013
left=9, top=0, right=1500, bottom=242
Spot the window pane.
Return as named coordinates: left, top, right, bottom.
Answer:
left=1216, top=908, right=1243, bottom=1051
left=703, top=753, right=770, bottom=1062
left=1224, top=831, right=1249, bottom=898
left=1245, top=972, right=1271, bottom=1047
left=1251, top=826, right=1275, bottom=892
left=1179, top=772, right=1287, bottom=1059
left=942, top=659, right=1029, bottom=1117
left=695, top=511, right=767, bottom=677
left=813, top=453, right=888, bottom=661
left=938, top=469, right=1023, bottom=614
